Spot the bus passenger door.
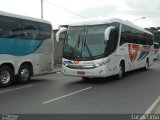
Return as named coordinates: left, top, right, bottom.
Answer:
left=105, top=28, right=119, bottom=75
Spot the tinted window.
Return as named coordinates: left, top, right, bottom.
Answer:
left=38, top=23, right=52, bottom=40
left=21, top=20, right=38, bottom=40
left=0, top=15, right=21, bottom=38
left=120, top=24, right=153, bottom=45
left=0, top=15, right=52, bottom=41
left=120, top=25, right=138, bottom=44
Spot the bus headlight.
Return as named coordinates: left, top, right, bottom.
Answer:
left=63, top=62, right=69, bottom=67
left=95, top=63, right=103, bottom=68
left=95, top=64, right=100, bottom=68
left=95, top=60, right=109, bottom=68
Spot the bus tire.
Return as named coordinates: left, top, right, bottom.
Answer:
left=143, top=59, right=149, bottom=71
left=16, top=64, right=31, bottom=83
left=116, top=62, right=124, bottom=80
left=0, top=66, right=14, bottom=88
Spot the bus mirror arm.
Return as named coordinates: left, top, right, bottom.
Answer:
left=56, top=27, right=67, bottom=42
left=104, top=26, right=116, bottom=42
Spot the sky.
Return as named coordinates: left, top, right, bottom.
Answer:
left=0, top=0, right=160, bottom=29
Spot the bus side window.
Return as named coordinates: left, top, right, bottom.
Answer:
left=0, top=16, right=20, bottom=38
left=120, top=25, right=129, bottom=45
left=21, top=20, right=38, bottom=40
left=38, top=23, right=52, bottom=40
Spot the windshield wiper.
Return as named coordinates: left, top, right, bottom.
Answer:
left=77, top=35, right=81, bottom=48
left=69, top=34, right=81, bottom=58
left=83, top=36, right=94, bottom=60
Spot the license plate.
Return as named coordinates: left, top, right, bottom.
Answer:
left=77, top=71, right=85, bottom=75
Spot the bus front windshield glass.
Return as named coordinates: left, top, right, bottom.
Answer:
left=63, top=25, right=107, bottom=60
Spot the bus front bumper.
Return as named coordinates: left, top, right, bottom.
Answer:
left=62, top=65, right=108, bottom=77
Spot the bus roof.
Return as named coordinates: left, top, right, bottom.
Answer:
left=0, top=11, right=51, bottom=25
left=69, top=18, right=152, bottom=35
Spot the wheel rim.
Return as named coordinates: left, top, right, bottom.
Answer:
left=0, top=70, right=10, bottom=84
left=20, top=68, right=29, bottom=81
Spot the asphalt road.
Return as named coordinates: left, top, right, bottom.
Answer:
left=0, top=60, right=160, bottom=114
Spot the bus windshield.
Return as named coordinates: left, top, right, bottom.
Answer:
left=63, top=25, right=107, bottom=60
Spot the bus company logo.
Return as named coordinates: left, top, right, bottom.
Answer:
left=64, top=60, right=80, bottom=64
left=73, top=60, right=80, bottom=64
left=128, top=44, right=140, bottom=62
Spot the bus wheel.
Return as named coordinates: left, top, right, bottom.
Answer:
left=144, top=59, right=149, bottom=71
left=116, top=63, right=124, bottom=80
left=17, top=65, right=31, bottom=83
left=0, top=66, right=14, bottom=87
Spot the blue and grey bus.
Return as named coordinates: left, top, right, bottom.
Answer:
left=0, top=11, right=54, bottom=87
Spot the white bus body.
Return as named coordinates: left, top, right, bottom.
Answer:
left=56, top=18, right=154, bottom=79
left=0, top=11, right=54, bottom=87
left=153, top=42, right=159, bottom=60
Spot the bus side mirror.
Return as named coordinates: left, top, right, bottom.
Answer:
left=104, top=26, right=116, bottom=42
left=56, top=27, right=67, bottom=42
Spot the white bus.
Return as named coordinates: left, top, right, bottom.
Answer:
left=56, top=18, right=154, bottom=80
left=153, top=42, right=159, bottom=60
left=0, top=11, right=54, bottom=87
